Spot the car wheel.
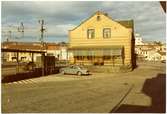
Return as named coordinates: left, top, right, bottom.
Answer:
left=77, top=71, right=82, bottom=76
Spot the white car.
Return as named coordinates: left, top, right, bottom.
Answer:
left=59, top=65, right=90, bottom=76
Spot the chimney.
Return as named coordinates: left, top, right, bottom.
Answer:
left=96, top=11, right=101, bottom=15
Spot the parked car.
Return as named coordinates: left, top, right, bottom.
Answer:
left=59, top=65, right=90, bottom=76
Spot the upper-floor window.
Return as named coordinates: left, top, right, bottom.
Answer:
left=87, top=29, right=95, bottom=39
left=103, top=28, right=111, bottom=38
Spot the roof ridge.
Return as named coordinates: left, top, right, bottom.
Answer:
left=70, top=11, right=110, bottom=31
left=70, top=11, right=133, bottom=31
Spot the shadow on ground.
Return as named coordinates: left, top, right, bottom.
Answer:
left=2, top=69, right=43, bottom=83
left=2, top=67, right=60, bottom=83
left=110, top=73, right=166, bottom=113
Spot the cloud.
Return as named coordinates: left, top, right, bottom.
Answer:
left=2, top=1, right=166, bottom=43
left=46, top=24, right=76, bottom=37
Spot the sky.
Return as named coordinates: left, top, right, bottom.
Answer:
left=1, top=1, right=166, bottom=43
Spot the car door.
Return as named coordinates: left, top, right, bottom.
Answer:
left=71, top=66, right=79, bottom=74
left=66, top=66, right=73, bottom=74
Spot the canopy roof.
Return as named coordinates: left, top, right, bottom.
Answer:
left=68, top=45, right=123, bottom=50
left=69, top=46, right=123, bottom=56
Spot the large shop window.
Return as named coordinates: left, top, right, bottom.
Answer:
left=103, top=56, right=111, bottom=60
left=103, top=28, right=111, bottom=38
left=76, top=56, right=83, bottom=60
left=87, top=29, right=95, bottom=39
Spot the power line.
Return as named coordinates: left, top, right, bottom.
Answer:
left=2, top=20, right=47, bottom=42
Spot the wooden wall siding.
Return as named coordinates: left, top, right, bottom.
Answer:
left=69, top=12, right=134, bottom=66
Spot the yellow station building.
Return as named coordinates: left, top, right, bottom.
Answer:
left=68, top=11, right=136, bottom=70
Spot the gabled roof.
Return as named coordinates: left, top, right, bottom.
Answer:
left=117, top=20, right=134, bottom=28
left=70, top=11, right=134, bottom=31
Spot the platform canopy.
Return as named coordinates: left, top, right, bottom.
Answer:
left=1, top=48, right=46, bottom=53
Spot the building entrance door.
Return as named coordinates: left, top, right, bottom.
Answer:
left=94, top=56, right=104, bottom=65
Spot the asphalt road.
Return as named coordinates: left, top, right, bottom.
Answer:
left=2, top=62, right=166, bottom=113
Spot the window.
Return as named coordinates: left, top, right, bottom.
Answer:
left=103, top=28, right=111, bottom=38
left=76, top=56, right=83, bottom=60
left=87, top=29, right=95, bottom=39
left=87, top=56, right=92, bottom=60
left=103, top=56, right=111, bottom=60
left=72, top=66, right=78, bottom=69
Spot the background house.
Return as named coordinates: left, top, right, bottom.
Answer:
left=135, top=33, right=144, bottom=45
left=135, top=38, right=166, bottom=61
left=46, top=43, right=68, bottom=60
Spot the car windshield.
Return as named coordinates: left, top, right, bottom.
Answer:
left=79, top=66, right=85, bottom=69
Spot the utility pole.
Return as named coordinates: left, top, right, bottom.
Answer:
left=39, top=19, right=45, bottom=44
left=16, top=22, right=24, bottom=74
left=38, top=19, right=46, bottom=76
left=7, top=30, right=12, bottom=42
left=18, top=22, right=24, bottom=38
